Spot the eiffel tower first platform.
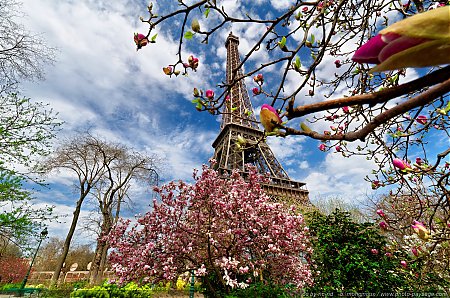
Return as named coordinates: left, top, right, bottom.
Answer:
left=211, top=33, right=309, bottom=204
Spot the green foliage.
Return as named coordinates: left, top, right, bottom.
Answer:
left=0, top=93, right=61, bottom=173
left=0, top=283, right=21, bottom=291
left=70, top=282, right=154, bottom=298
left=306, top=209, right=412, bottom=293
left=0, top=92, right=59, bottom=249
left=0, top=169, right=54, bottom=248
left=184, top=31, right=194, bottom=40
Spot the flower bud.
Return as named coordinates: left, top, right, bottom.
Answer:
left=376, top=209, right=385, bottom=217
left=193, top=88, right=200, bottom=97
left=253, top=74, right=264, bottom=83
left=393, top=158, right=411, bottom=171
left=252, top=87, right=261, bottom=95
left=163, top=66, right=173, bottom=75
left=205, top=89, right=214, bottom=99
left=191, top=19, right=201, bottom=33
left=416, top=115, right=427, bottom=125
left=134, top=33, right=149, bottom=49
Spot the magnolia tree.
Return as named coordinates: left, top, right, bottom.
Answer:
left=132, top=0, right=450, bottom=285
left=372, top=193, right=450, bottom=290
left=108, top=164, right=313, bottom=294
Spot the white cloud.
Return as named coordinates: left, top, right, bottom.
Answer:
left=302, top=149, right=376, bottom=203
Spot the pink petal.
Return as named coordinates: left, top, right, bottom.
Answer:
left=380, top=32, right=402, bottom=43
left=352, top=35, right=387, bottom=64
left=393, top=158, right=406, bottom=170
left=379, top=35, right=429, bottom=62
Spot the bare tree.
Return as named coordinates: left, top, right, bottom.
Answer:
left=42, top=134, right=125, bottom=286
left=34, top=237, right=94, bottom=272
left=0, top=0, right=56, bottom=89
left=88, top=150, right=160, bottom=284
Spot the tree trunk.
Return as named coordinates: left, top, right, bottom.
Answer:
left=89, top=215, right=112, bottom=285
left=99, top=243, right=109, bottom=273
left=50, top=200, right=83, bottom=286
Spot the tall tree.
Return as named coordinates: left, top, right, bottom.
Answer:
left=371, top=192, right=450, bottom=291
left=0, top=0, right=58, bottom=259
left=88, top=150, right=160, bottom=285
left=42, top=134, right=124, bottom=286
left=0, top=94, right=59, bottom=251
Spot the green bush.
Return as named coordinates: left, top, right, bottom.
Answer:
left=306, top=209, right=414, bottom=293
left=0, top=283, right=21, bottom=291
left=70, top=282, right=153, bottom=298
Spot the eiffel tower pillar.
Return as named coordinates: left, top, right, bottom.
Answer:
left=211, top=33, right=309, bottom=205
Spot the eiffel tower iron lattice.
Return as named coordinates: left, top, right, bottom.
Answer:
left=211, top=33, right=309, bottom=204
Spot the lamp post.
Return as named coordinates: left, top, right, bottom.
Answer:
left=189, top=270, right=195, bottom=298
left=20, top=227, right=48, bottom=290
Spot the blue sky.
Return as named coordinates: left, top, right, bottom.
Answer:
left=16, top=0, right=399, bottom=245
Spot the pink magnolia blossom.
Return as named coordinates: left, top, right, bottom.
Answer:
left=379, top=221, right=388, bottom=230
left=188, top=55, right=199, bottom=70
left=302, top=7, right=308, bottom=12
left=205, top=89, right=214, bottom=99
left=253, top=74, right=264, bottom=83
left=108, top=164, right=313, bottom=290
left=412, top=221, right=430, bottom=241
left=393, top=158, right=411, bottom=171
left=335, top=145, right=341, bottom=152
left=400, top=260, right=408, bottom=268
left=134, top=33, right=148, bottom=49
left=260, top=104, right=282, bottom=132
left=376, top=209, right=385, bottom=218
left=342, top=106, right=349, bottom=113
left=370, top=248, right=379, bottom=255
left=411, top=247, right=419, bottom=257
left=252, top=87, right=261, bottom=96
left=318, top=144, right=326, bottom=151
left=352, top=7, right=450, bottom=72
left=416, top=115, right=428, bottom=125
left=334, top=60, right=341, bottom=68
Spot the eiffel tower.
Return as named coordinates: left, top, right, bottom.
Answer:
left=211, top=33, right=309, bottom=204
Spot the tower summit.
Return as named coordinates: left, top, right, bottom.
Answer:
left=211, top=33, right=309, bottom=203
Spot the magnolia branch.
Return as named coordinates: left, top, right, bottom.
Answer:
left=281, top=76, right=450, bottom=141
left=287, top=65, right=450, bottom=119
